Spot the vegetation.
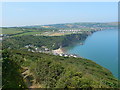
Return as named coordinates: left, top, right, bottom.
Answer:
left=1, top=22, right=117, bottom=36
left=31, top=22, right=117, bottom=29
left=2, top=22, right=119, bottom=88
left=2, top=28, right=24, bottom=34
left=2, top=33, right=88, bottom=50
left=2, top=28, right=44, bottom=36
left=2, top=50, right=26, bottom=88
left=2, top=49, right=119, bottom=88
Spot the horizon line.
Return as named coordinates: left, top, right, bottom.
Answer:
left=1, top=21, right=118, bottom=27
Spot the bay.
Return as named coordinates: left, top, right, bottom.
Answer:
left=65, top=29, right=118, bottom=78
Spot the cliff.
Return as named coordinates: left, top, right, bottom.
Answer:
left=2, top=32, right=90, bottom=50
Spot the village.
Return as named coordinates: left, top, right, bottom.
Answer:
left=24, top=44, right=78, bottom=58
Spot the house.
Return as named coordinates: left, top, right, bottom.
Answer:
left=59, top=54, right=63, bottom=56
left=64, top=54, right=68, bottom=57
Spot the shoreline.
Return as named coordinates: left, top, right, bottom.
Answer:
left=52, top=48, right=79, bottom=58
left=52, top=48, right=65, bottom=54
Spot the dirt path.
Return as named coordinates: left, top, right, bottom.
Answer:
left=21, top=67, right=42, bottom=89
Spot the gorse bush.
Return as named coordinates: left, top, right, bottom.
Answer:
left=2, top=50, right=119, bottom=88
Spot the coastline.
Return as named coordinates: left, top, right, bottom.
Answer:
left=61, top=29, right=118, bottom=78
left=52, top=47, right=79, bottom=58
left=52, top=48, right=65, bottom=54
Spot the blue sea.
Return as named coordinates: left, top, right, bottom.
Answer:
left=65, top=29, right=118, bottom=78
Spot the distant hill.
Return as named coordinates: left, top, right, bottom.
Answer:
left=20, top=22, right=118, bottom=29
left=2, top=22, right=117, bottom=37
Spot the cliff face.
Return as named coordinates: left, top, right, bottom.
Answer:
left=57, top=33, right=88, bottom=49
left=49, top=31, right=96, bottom=49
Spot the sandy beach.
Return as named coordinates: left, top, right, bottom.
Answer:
left=52, top=48, right=64, bottom=54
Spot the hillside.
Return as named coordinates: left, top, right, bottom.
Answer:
left=22, top=22, right=117, bottom=29
left=2, top=22, right=119, bottom=89
left=2, top=33, right=89, bottom=50
left=1, top=22, right=117, bottom=37
left=2, top=49, right=119, bottom=88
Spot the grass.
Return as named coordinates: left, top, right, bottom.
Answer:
left=2, top=28, right=43, bottom=37
left=41, top=32, right=83, bottom=36
left=1, top=27, right=91, bottom=37
left=13, top=31, right=42, bottom=37
left=2, top=28, right=24, bottom=34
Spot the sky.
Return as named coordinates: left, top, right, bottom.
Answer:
left=2, top=2, right=118, bottom=27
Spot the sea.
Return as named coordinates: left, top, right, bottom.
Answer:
left=65, top=29, right=118, bottom=78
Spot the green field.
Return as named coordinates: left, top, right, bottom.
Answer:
left=2, top=28, right=43, bottom=36
left=13, top=31, right=42, bottom=37
left=2, top=28, right=83, bottom=37
left=2, top=28, right=24, bottom=34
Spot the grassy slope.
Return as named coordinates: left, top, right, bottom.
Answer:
left=2, top=49, right=119, bottom=88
